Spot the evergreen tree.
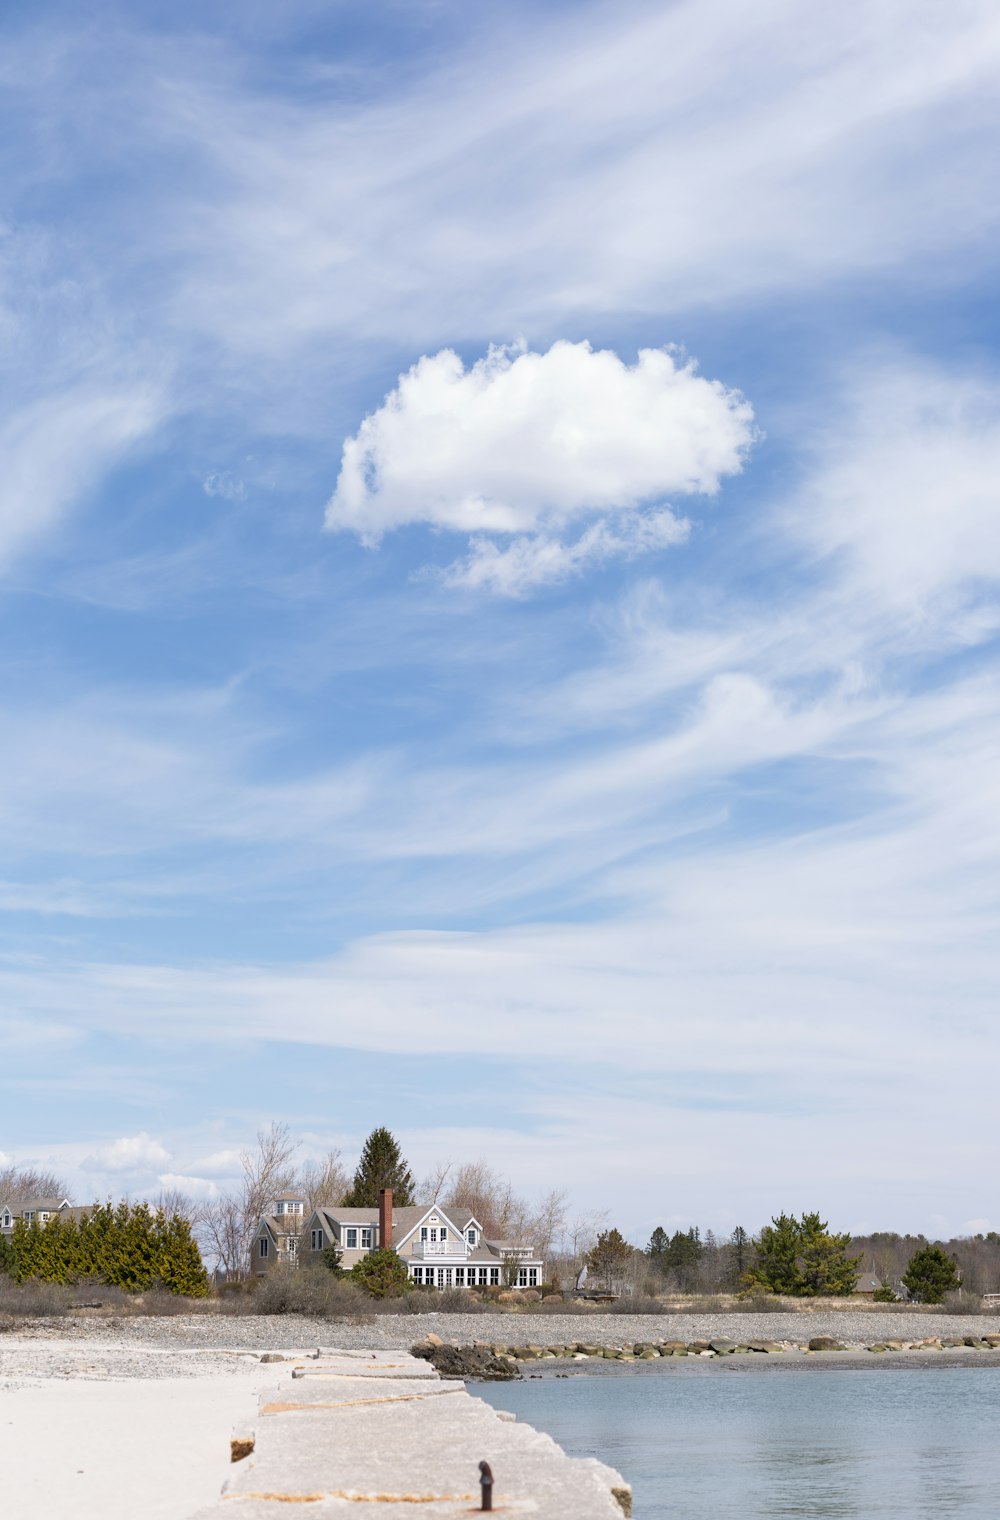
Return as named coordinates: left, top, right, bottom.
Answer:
left=745, top=1213, right=801, bottom=1294
left=730, top=1225, right=750, bottom=1283
left=11, top=1218, right=43, bottom=1283
left=586, top=1228, right=634, bottom=1290
left=154, top=1211, right=210, bottom=1297
left=744, top=1212, right=859, bottom=1297
left=902, top=1245, right=961, bottom=1304
left=796, top=1213, right=860, bottom=1296
left=350, top=1247, right=411, bottom=1298
left=647, top=1226, right=669, bottom=1271
left=342, top=1128, right=415, bottom=1207
left=0, top=1229, right=16, bottom=1280
left=872, top=1281, right=898, bottom=1302
left=322, top=1242, right=345, bottom=1277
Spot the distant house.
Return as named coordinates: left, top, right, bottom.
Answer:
left=255, top=1188, right=543, bottom=1289
left=0, top=1196, right=75, bottom=1235
left=854, top=1272, right=883, bottom=1296
left=252, top=1192, right=308, bottom=1271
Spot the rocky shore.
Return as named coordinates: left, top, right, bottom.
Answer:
left=412, top=1328, right=1000, bottom=1378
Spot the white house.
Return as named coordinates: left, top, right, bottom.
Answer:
left=255, top=1188, right=543, bottom=1289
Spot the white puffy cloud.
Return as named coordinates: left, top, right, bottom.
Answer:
left=81, top=1132, right=171, bottom=1174
left=325, top=341, right=754, bottom=548
left=438, top=508, right=690, bottom=597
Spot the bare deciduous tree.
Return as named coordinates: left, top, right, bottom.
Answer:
left=153, top=1186, right=198, bottom=1222
left=299, top=1150, right=349, bottom=1212
left=0, top=1166, right=69, bottom=1206
left=443, top=1160, right=518, bottom=1238
left=421, top=1159, right=453, bottom=1205
left=200, top=1123, right=300, bottom=1281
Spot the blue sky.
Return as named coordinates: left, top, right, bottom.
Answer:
left=3, top=0, right=1000, bottom=1240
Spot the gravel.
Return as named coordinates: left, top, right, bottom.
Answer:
left=4, top=1308, right=1000, bottom=1380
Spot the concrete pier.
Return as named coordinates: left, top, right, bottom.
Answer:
left=193, top=1347, right=632, bottom=1518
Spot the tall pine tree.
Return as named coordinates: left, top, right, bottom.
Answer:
left=342, top=1128, right=415, bottom=1207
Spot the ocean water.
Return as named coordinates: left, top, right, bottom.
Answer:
left=476, top=1363, right=1000, bottom=1518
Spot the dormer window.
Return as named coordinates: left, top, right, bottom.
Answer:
left=467, top=1228, right=477, bottom=1246
left=1, top=1211, right=11, bottom=1228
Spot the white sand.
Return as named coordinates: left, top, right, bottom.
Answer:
left=0, top=1371, right=275, bottom=1519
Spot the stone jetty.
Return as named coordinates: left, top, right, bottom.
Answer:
left=193, top=1346, right=632, bottom=1518
left=412, top=1332, right=1000, bottom=1367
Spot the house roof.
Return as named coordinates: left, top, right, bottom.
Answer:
left=314, top=1205, right=428, bottom=1236
left=305, top=1204, right=537, bottom=1256
left=258, top=1214, right=303, bottom=1240
left=856, top=1273, right=882, bottom=1292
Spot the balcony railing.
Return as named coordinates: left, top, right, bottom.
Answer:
left=411, top=1241, right=461, bottom=1259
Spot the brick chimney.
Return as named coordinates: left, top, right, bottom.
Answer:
left=378, top=1188, right=393, bottom=1250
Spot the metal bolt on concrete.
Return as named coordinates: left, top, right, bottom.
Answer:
left=192, top=1347, right=632, bottom=1519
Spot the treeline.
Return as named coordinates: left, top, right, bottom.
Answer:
left=0, top=1203, right=209, bottom=1296
left=631, top=1214, right=987, bottom=1301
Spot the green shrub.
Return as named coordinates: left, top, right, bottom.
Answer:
left=350, top=1248, right=412, bottom=1299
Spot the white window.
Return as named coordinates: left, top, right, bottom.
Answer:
left=529, top=1268, right=538, bottom=1286
left=420, top=1226, right=428, bottom=1242
left=437, top=1268, right=445, bottom=1288
left=1, top=1211, right=11, bottom=1228
left=478, top=1268, right=488, bottom=1286
left=23, top=1211, right=35, bottom=1223
left=39, top=1212, right=50, bottom=1222
left=412, top=1267, right=423, bottom=1284
left=489, top=1267, right=499, bottom=1285
left=259, top=1237, right=269, bottom=1258
left=466, top=1228, right=477, bottom=1246
left=429, top=1227, right=437, bottom=1242
left=440, top=1227, right=448, bottom=1244
left=311, top=1229, right=324, bottom=1250
left=286, top=1237, right=298, bottom=1255
left=445, top=1268, right=453, bottom=1287
left=345, top=1227, right=358, bottom=1248
left=455, top=1268, right=465, bottom=1286
left=360, top=1227, right=373, bottom=1249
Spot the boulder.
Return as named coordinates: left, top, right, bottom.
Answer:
left=709, top=1340, right=737, bottom=1354
left=808, top=1336, right=847, bottom=1352
left=411, top=1341, right=520, bottom=1381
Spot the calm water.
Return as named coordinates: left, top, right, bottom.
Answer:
left=477, top=1364, right=1000, bottom=1518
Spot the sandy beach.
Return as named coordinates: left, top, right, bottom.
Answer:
left=0, top=1335, right=294, bottom=1520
